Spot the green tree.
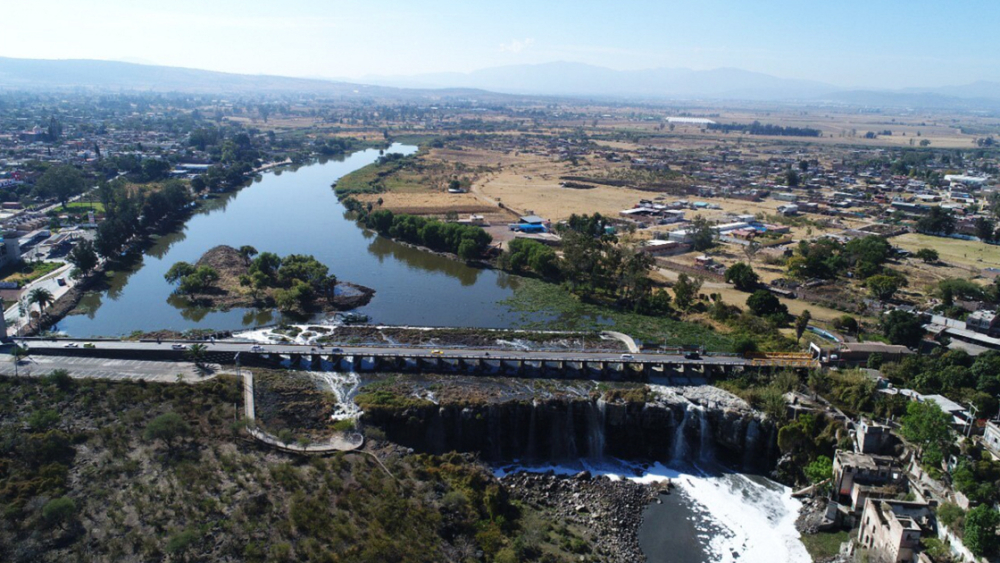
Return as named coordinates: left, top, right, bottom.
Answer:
left=975, top=217, right=996, bottom=243
left=936, top=502, right=965, bottom=529
left=899, top=401, right=951, bottom=463
left=746, top=289, right=788, bottom=319
left=457, top=238, right=479, bottom=260
left=964, top=505, right=1000, bottom=556
left=881, top=310, right=924, bottom=348
left=164, top=262, right=196, bottom=284
left=185, top=343, right=209, bottom=367
left=238, top=245, right=259, bottom=265
left=724, top=262, right=760, bottom=291
left=916, top=207, right=955, bottom=235
left=795, top=310, right=812, bottom=342
left=833, top=315, right=859, bottom=336
left=866, top=274, right=902, bottom=301
left=28, top=287, right=54, bottom=317
left=67, top=239, right=99, bottom=278
left=41, top=496, right=77, bottom=528
left=804, top=455, right=832, bottom=483
left=144, top=412, right=191, bottom=453
left=33, top=165, right=85, bottom=207
left=672, top=273, right=703, bottom=310
left=915, top=248, right=938, bottom=263
left=689, top=215, right=715, bottom=251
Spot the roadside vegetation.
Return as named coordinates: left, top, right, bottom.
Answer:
left=0, top=373, right=597, bottom=563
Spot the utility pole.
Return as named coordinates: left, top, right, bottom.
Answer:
left=967, top=403, right=980, bottom=438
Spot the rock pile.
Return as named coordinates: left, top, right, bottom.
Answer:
left=500, top=470, right=662, bottom=563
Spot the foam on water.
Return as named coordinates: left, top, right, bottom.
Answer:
left=494, top=459, right=809, bottom=563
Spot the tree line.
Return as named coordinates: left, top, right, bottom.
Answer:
left=707, top=121, right=821, bottom=137
left=95, top=179, right=193, bottom=259
left=347, top=200, right=493, bottom=260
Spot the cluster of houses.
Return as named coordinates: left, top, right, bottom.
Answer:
left=816, top=416, right=983, bottom=563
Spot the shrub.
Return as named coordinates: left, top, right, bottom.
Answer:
left=41, top=496, right=76, bottom=527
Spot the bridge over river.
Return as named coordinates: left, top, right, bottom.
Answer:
left=16, top=337, right=817, bottom=380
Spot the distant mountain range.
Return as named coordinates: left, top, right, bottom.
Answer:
left=2, top=56, right=1000, bottom=110
left=360, top=61, right=839, bottom=101
left=0, top=57, right=504, bottom=101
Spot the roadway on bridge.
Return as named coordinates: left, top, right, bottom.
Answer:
left=17, top=338, right=751, bottom=366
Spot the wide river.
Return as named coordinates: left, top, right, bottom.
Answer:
left=59, top=144, right=527, bottom=336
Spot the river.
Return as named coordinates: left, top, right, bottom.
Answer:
left=59, top=144, right=526, bottom=336
left=495, top=460, right=809, bottom=563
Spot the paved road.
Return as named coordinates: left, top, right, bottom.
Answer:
left=0, top=355, right=206, bottom=382
left=17, top=338, right=750, bottom=366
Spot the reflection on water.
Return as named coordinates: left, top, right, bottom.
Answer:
left=366, top=236, right=484, bottom=287
left=60, top=144, right=531, bottom=336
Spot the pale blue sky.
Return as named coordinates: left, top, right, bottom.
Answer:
left=3, top=0, right=998, bottom=88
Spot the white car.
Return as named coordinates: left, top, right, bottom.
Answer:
left=620, top=353, right=634, bottom=361
left=250, top=345, right=265, bottom=352
left=64, top=342, right=78, bottom=348
left=171, top=344, right=188, bottom=350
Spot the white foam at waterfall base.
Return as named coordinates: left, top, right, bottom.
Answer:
left=494, top=460, right=810, bottom=563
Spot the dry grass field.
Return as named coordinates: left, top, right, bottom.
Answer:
left=893, top=233, right=1000, bottom=271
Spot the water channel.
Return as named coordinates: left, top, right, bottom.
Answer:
left=59, top=144, right=527, bottom=336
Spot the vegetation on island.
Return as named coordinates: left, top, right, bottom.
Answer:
left=164, top=245, right=372, bottom=316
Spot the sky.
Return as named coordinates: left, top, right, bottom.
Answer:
left=2, top=0, right=999, bottom=89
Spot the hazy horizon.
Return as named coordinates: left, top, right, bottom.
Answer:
left=3, top=0, right=999, bottom=90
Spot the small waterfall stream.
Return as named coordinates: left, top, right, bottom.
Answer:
left=587, top=398, right=607, bottom=459
left=671, top=403, right=692, bottom=463
left=315, top=371, right=363, bottom=420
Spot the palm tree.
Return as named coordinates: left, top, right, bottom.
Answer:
left=28, top=288, right=54, bottom=318
left=185, top=343, right=209, bottom=367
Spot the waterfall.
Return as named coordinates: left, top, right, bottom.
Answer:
left=487, top=404, right=502, bottom=460
left=316, top=371, right=362, bottom=420
left=565, top=402, right=578, bottom=459
left=743, top=419, right=761, bottom=471
left=587, top=398, right=607, bottom=459
left=671, top=403, right=692, bottom=463
left=698, top=406, right=713, bottom=464
left=526, top=399, right=538, bottom=461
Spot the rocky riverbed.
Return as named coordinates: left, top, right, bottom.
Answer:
left=500, top=470, right=662, bottom=563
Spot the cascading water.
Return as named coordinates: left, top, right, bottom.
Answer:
left=587, top=398, right=607, bottom=458
left=526, top=399, right=539, bottom=461
left=672, top=403, right=692, bottom=463
left=565, top=401, right=578, bottom=458
left=315, top=371, right=362, bottom=420
left=742, top=419, right=761, bottom=471
left=698, top=406, right=713, bottom=464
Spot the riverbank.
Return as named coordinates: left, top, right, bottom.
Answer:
left=22, top=205, right=204, bottom=336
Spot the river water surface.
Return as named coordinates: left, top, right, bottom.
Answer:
left=60, top=144, right=527, bottom=336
